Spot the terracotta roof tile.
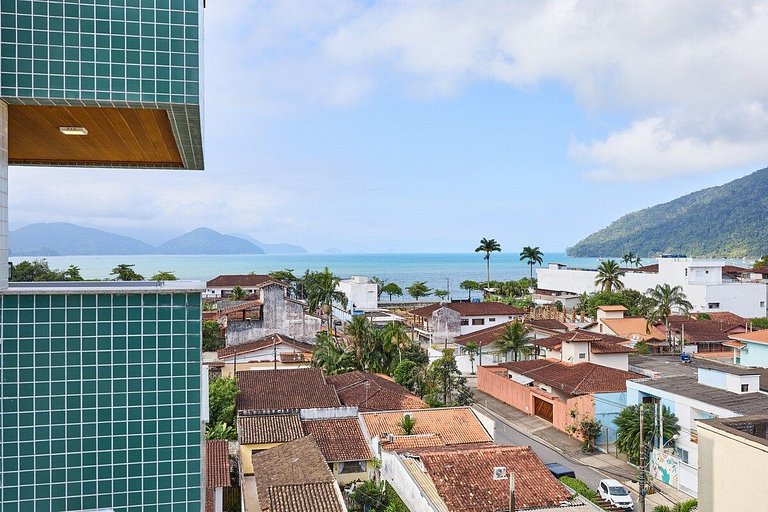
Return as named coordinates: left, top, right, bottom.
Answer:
left=206, top=440, right=230, bottom=488
left=730, top=330, right=768, bottom=345
left=531, top=329, right=633, bottom=354
left=499, top=359, right=642, bottom=395
left=410, top=302, right=526, bottom=318
left=252, top=436, right=345, bottom=512
left=218, top=333, right=315, bottom=359
left=217, top=299, right=263, bottom=317
left=326, top=371, right=428, bottom=411
left=267, top=482, right=345, bottom=512
left=236, top=369, right=341, bottom=411
left=601, top=317, right=666, bottom=341
left=525, top=318, right=569, bottom=331
left=237, top=414, right=304, bottom=444
left=361, top=407, right=491, bottom=449
left=454, top=322, right=513, bottom=348
left=207, top=274, right=287, bottom=288
left=597, top=305, right=627, bottom=312
left=301, top=417, right=373, bottom=462
left=669, top=318, right=746, bottom=342
left=704, top=312, right=749, bottom=325
left=411, top=444, right=572, bottom=511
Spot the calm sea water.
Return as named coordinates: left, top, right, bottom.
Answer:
left=10, top=252, right=608, bottom=297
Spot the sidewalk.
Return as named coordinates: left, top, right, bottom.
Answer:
left=473, top=389, right=695, bottom=509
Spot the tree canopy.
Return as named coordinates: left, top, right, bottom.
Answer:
left=475, top=237, right=502, bottom=288
left=424, top=349, right=473, bottom=407
left=594, top=259, right=625, bottom=293
left=519, top=246, right=544, bottom=282
left=614, top=404, right=679, bottom=465
left=407, top=281, right=432, bottom=301
left=111, top=263, right=144, bottom=281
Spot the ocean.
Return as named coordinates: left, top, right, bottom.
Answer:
left=10, top=252, right=608, bottom=297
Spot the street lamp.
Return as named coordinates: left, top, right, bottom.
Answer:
left=445, top=278, right=450, bottom=302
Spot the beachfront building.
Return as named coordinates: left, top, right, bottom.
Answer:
left=205, top=274, right=286, bottom=300
left=537, top=256, right=768, bottom=318
left=0, top=1, right=207, bottom=510
left=626, top=364, right=768, bottom=496
left=337, top=275, right=379, bottom=310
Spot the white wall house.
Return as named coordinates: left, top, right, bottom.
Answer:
left=538, top=257, right=768, bottom=318
left=337, top=276, right=379, bottom=311
left=626, top=366, right=768, bottom=496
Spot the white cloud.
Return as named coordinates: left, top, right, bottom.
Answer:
left=206, top=0, right=768, bottom=180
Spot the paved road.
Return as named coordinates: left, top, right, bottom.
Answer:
left=475, top=403, right=642, bottom=506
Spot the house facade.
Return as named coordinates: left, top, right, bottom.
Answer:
left=538, top=257, right=768, bottom=318
left=410, top=301, right=526, bottom=341
left=626, top=365, right=768, bottom=496
left=727, top=330, right=768, bottom=367
left=337, top=276, right=379, bottom=311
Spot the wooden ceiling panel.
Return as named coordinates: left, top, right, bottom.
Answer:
left=7, top=105, right=183, bottom=168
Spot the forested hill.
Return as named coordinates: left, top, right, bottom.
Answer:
left=567, top=167, right=768, bottom=258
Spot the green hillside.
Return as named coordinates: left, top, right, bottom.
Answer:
left=567, top=167, right=768, bottom=258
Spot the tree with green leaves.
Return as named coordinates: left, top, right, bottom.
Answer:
left=614, top=404, right=679, bottom=465
left=305, top=267, right=348, bottom=333
left=349, top=481, right=388, bottom=512
left=151, top=271, right=178, bottom=281
left=519, top=246, right=544, bottom=283
left=311, top=331, right=355, bottom=375
left=381, top=282, right=404, bottom=301
left=424, top=349, right=473, bottom=407
left=383, top=321, right=413, bottom=368
left=463, top=341, right=480, bottom=374
left=407, top=281, right=432, bottom=302
left=10, top=259, right=64, bottom=281
left=202, top=320, right=224, bottom=352
left=345, top=315, right=372, bottom=369
left=434, top=289, right=449, bottom=301
left=475, top=237, right=502, bottom=288
left=594, top=259, right=625, bottom=293
left=753, top=255, right=768, bottom=269
left=492, top=321, right=533, bottom=362
left=399, top=415, right=416, bottom=435
left=205, top=421, right=237, bottom=441
left=209, top=376, right=239, bottom=427
left=643, top=284, right=693, bottom=351
left=370, top=276, right=386, bottom=300
left=652, top=499, right=698, bottom=512
left=229, top=285, right=248, bottom=301
left=460, top=280, right=482, bottom=301
left=63, top=265, right=84, bottom=281
left=393, top=359, right=422, bottom=394
left=111, top=263, right=144, bottom=281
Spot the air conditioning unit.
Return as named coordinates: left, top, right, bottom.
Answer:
left=493, top=466, right=507, bottom=480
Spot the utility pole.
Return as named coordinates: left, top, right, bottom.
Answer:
left=639, top=404, right=646, bottom=512
left=508, top=471, right=516, bottom=512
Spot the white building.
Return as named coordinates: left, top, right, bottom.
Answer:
left=337, top=276, right=379, bottom=311
left=538, top=256, right=768, bottom=318
left=626, top=364, right=768, bottom=496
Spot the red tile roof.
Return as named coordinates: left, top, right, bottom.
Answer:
left=218, top=333, right=315, bottom=359
left=411, top=443, right=572, bottom=511
left=301, top=417, right=373, bottom=462
left=454, top=322, right=514, bottom=348
left=217, top=299, right=263, bottom=317
left=207, top=274, right=287, bottom=288
left=325, top=371, right=427, bottom=411
left=531, top=329, right=633, bottom=354
left=498, top=359, right=642, bottom=395
left=206, top=440, right=230, bottom=489
left=410, top=301, right=526, bottom=318
left=597, top=305, right=627, bottom=312
left=525, top=318, right=569, bottom=331
left=236, top=369, right=341, bottom=411
left=701, top=311, right=749, bottom=325
left=360, top=407, right=492, bottom=449
left=668, top=318, right=746, bottom=342
left=238, top=414, right=304, bottom=444
left=252, top=436, right=344, bottom=512
left=730, top=330, right=768, bottom=345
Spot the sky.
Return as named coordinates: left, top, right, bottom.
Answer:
left=9, top=0, right=768, bottom=253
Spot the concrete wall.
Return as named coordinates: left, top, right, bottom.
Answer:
left=331, top=461, right=371, bottom=486
left=380, top=450, right=438, bottom=512
left=697, top=421, right=768, bottom=512
left=593, top=391, right=626, bottom=445
left=338, top=277, right=378, bottom=310
left=477, top=366, right=594, bottom=436
left=740, top=341, right=768, bottom=367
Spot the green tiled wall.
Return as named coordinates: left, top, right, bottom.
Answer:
left=0, top=0, right=200, bottom=104
left=0, top=292, right=203, bottom=512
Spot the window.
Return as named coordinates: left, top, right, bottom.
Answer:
left=741, top=384, right=749, bottom=392
left=578, top=353, right=586, bottom=359
left=471, top=319, right=485, bottom=326
left=708, top=302, right=720, bottom=309
left=675, top=447, right=689, bottom=464
left=489, top=318, right=496, bottom=322
left=339, top=461, right=365, bottom=474
left=761, top=301, right=765, bottom=308
left=460, top=319, right=469, bottom=326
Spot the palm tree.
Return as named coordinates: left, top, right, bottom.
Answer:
left=305, top=267, right=348, bottom=333
left=622, top=252, right=635, bottom=266
left=311, top=332, right=355, bottom=375
left=492, top=321, right=533, bottom=362
left=614, top=404, right=679, bottom=465
left=519, top=246, right=544, bottom=283
left=344, top=315, right=371, bottom=369
left=652, top=499, right=698, bottom=512
left=229, top=285, right=248, bottom=301
left=594, top=260, right=625, bottom=293
left=383, top=321, right=412, bottom=366
left=370, top=276, right=385, bottom=300
left=644, top=284, right=693, bottom=352
left=475, top=238, right=502, bottom=288
left=464, top=342, right=480, bottom=374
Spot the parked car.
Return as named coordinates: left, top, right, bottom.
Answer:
left=545, top=462, right=576, bottom=479
left=598, top=479, right=634, bottom=509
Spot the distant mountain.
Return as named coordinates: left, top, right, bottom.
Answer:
left=229, top=233, right=307, bottom=254
left=156, top=227, right=264, bottom=255
left=10, top=223, right=154, bottom=256
left=567, top=167, right=768, bottom=258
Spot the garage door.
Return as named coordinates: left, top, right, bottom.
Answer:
left=534, top=397, right=554, bottom=423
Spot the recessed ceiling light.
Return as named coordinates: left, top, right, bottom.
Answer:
left=59, top=126, right=88, bottom=136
